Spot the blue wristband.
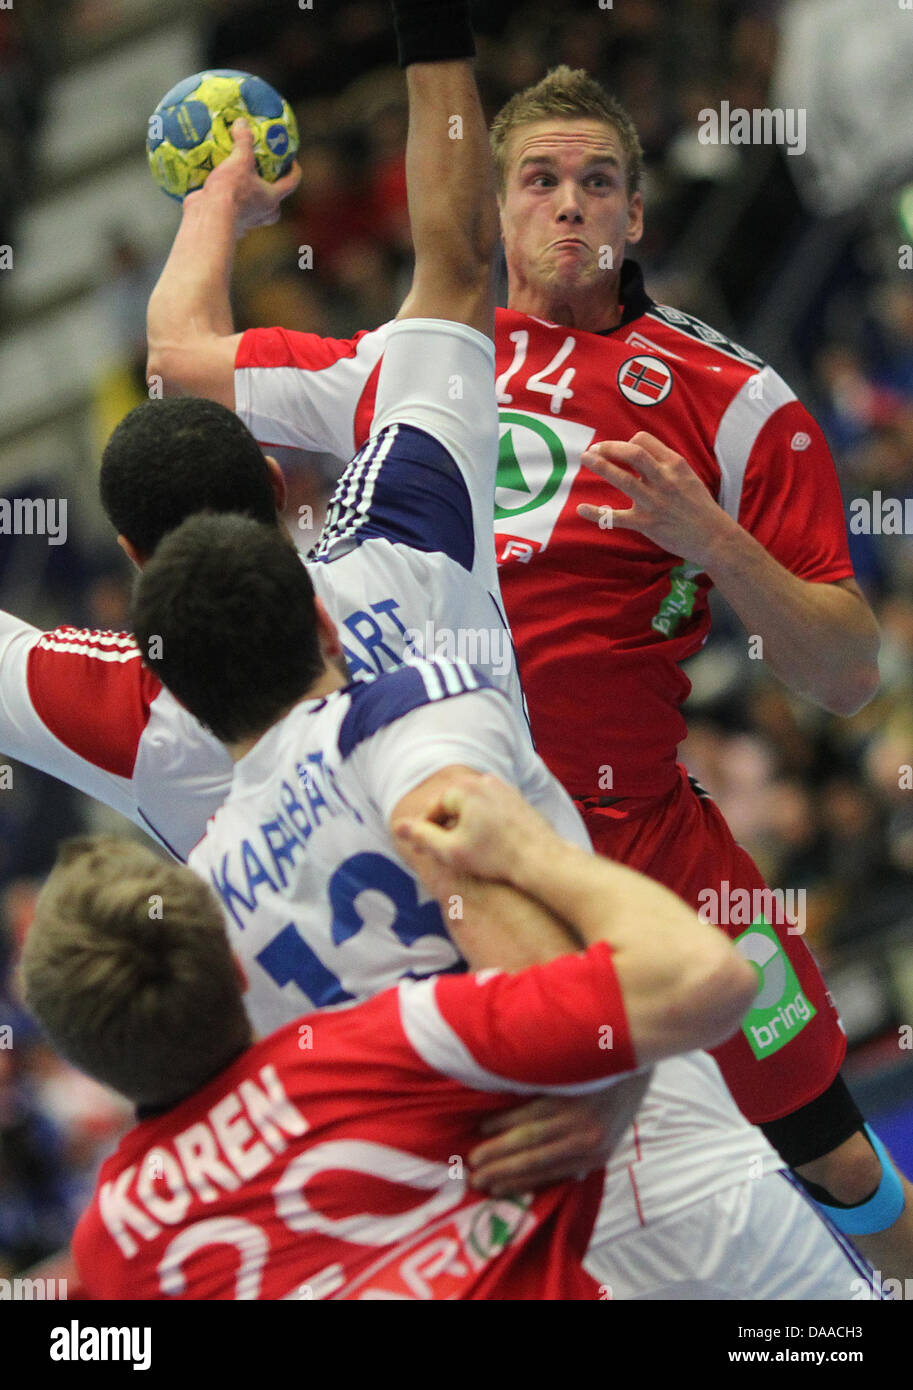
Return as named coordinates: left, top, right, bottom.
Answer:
left=815, top=1125, right=906, bottom=1236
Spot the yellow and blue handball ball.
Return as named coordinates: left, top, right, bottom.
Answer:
left=146, top=69, right=299, bottom=202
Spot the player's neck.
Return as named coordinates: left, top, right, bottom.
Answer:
left=507, top=276, right=623, bottom=333
left=304, top=663, right=349, bottom=703
left=227, top=665, right=348, bottom=763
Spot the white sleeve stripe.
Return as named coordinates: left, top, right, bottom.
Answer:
left=315, top=425, right=400, bottom=557
left=453, top=659, right=479, bottom=693
left=397, top=978, right=625, bottom=1096
left=416, top=662, right=445, bottom=701
left=714, top=366, right=796, bottom=521
left=38, top=629, right=136, bottom=649
left=35, top=639, right=141, bottom=664
left=342, top=427, right=385, bottom=512
left=440, top=660, right=466, bottom=696
left=360, top=423, right=395, bottom=519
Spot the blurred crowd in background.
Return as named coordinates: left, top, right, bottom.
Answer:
left=2, top=0, right=913, bottom=1275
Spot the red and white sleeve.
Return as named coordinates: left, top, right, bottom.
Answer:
left=234, top=323, right=395, bottom=462
left=0, top=612, right=151, bottom=819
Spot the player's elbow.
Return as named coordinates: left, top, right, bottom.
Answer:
left=668, top=942, right=757, bottom=1054
left=820, top=661, right=880, bottom=716
left=145, top=324, right=195, bottom=397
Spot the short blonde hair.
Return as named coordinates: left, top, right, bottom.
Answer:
left=490, top=65, right=643, bottom=198
left=22, top=837, right=251, bottom=1107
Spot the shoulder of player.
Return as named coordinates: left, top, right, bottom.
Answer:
left=494, top=301, right=791, bottom=410
left=337, top=659, right=500, bottom=761
left=635, top=305, right=809, bottom=444
left=235, top=320, right=396, bottom=373
left=643, top=302, right=766, bottom=373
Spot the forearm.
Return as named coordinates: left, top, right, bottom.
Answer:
left=427, top=873, right=582, bottom=972
left=397, top=60, right=498, bottom=330
left=510, top=837, right=705, bottom=960
left=395, top=771, right=754, bottom=1061
left=701, top=516, right=880, bottom=714
left=405, top=62, right=498, bottom=268
left=146, top=183, right=238, bottom=380
left=399, top=771, right=725, bottom=975
left=507, top=836, right=756, bottom=1054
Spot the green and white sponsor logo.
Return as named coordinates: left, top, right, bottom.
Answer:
left=651, top=561, right=702, bottom=636
left=467, top=1195, right=532, bottom=1261
left=735, top=918, right=816, bottom=1059
left=496, top=413, right=567, bottom=519
left=494, top=410, right=593, bottom=550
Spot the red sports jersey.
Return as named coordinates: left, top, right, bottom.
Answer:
left=74, top=945, right=633, bottom=1301
left=235, top=260, right=855, bottom=800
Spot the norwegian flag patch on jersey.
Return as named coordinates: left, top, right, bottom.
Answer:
left=617, top=355, right=673, bottom=405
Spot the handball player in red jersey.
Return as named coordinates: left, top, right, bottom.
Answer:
left=24, top=778, right=877, bottom=1301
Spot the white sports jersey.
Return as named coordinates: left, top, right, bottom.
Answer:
left=188, top=657, right=584, bottom=1037
left=595, top=1051, right=782, bottom=1244
left=308, top=318, right=526, bottom=720
left=187, top=649, right=788, bottom=1233
left=5, top=321, right=794, bottom=1252
left=0, top=322, right=524, bottom=858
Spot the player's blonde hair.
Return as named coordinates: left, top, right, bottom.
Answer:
left=22, top=836, right=251, bottom=1107
left=490, top=65, right=643, bottom=199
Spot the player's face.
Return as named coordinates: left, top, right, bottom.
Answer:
left=499, top=119, right=643, bottom=303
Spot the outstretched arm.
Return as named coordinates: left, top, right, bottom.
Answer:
left=147, top=0, right=498, bottom=402
left=394, top=770, right=755, bottom=1194
left=394, top=6, right=499, bottom=336
left=146, top=120, right=300, bottom=404
left=394, top=771, right=756, bottom=1064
